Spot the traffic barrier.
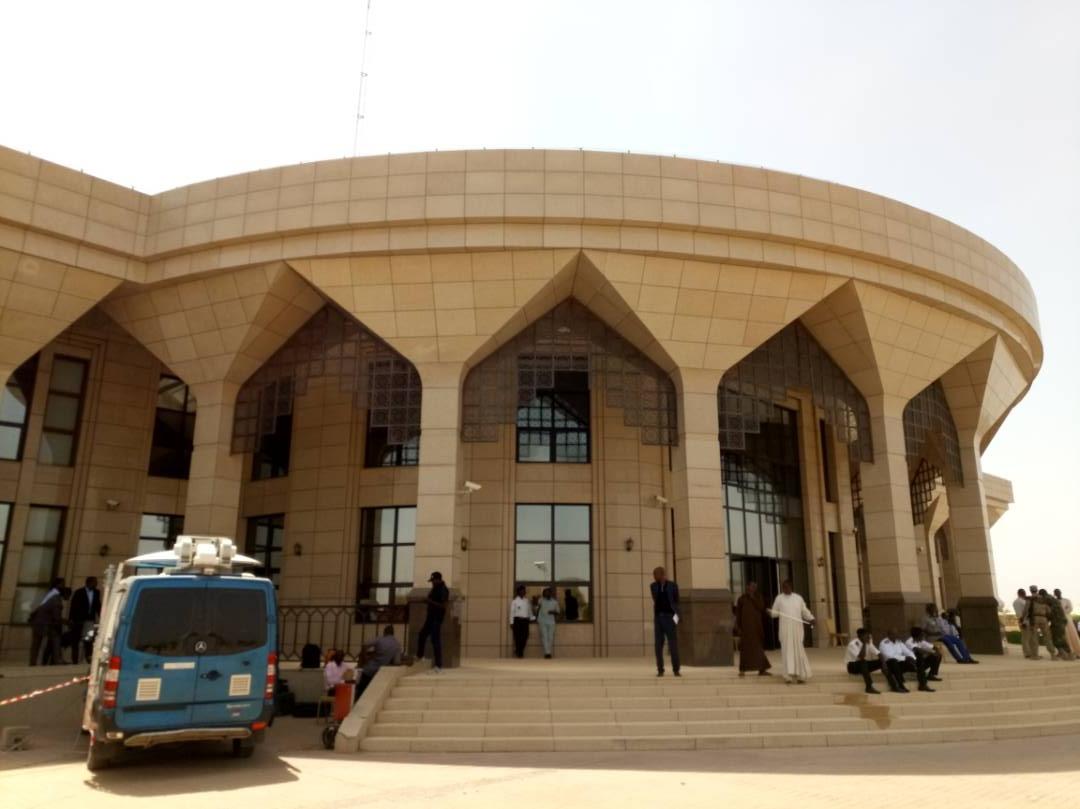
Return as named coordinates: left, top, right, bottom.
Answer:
left=0, top=675, right=88, bottom=708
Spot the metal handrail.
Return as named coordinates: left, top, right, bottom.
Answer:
left=277, top=603, right=409, bottom=663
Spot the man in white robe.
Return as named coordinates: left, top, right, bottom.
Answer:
left=769, top=580, right=814, bottom=683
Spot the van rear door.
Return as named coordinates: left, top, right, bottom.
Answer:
left=115, top=581, right=205, bottom=731
left=191, top=583, right=269, bottom=726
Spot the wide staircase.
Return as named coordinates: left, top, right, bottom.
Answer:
left=359, top=653, right=1080, bottom=753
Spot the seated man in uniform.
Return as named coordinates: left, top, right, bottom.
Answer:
left=906, top=627, right=944, bottom=682
left=880, top=628, right=935, bottom=693
left=843, top=627, right=887, bottom=694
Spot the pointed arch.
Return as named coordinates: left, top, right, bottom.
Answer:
left=461, top=298, right=678, bottom=447
left=231, top=304, right=421, bottom=454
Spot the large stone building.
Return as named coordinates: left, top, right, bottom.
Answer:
left=0, top=146, right=1037, bottom=664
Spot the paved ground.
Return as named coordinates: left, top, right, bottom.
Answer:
left=3, top=716, right=1080, bottom=809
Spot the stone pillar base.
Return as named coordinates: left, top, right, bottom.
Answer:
left=866, top=591, right=929, bottom=637
left=957, top=596, right=1004, bottom=655
left=406, top=588, right=463, bottom=669
left=676, top=588, right=734, bottom=666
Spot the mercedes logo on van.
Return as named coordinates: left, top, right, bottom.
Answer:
left=194, top=640, right=208, bottom=654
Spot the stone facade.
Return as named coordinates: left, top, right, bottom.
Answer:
left=0, top=147, right=1040, bottom=663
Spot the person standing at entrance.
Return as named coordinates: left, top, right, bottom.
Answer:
left=28, top=578, right=67, bottom=665
left=536, top=587, right=560, bottom=659
left=509, top=584, right=532, bottom=658
left=649, top=567, right=680, bottom=677
left=734, top=581, right=771, bottom=676
left=1053, top=589, right=1080, bottom=657
left=769, top=580, right=814, bottom=684
left=68, top=576, right=101, bottom=664
left=416, top=571, right=449, bottom=672
left=1014, top=589, right=1038, bottom=659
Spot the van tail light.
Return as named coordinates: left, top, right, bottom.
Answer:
left=102, top=656, right=121, bottom=709
left=264, top=652, right=277, bottom=701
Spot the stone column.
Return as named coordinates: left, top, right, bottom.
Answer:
left=861, top=394, right=926, bottom=635
left=406, top=361, right=465, bottom=668
left=669, top=368, right=732, bottom=666
left=944, top=431, right=1003, bottom=654
left=184, top=380, right=244, bottom=537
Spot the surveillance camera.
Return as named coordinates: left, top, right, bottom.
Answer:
left=462, top=481, right=482, bottom=493
left=105, top=499, right=120, bottom=510
left=654, top=495, right=669, bottom=507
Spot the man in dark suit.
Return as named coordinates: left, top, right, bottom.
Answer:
left=649, top=566, right=680, bottom=677
left=68, top=576, right=101, bottom=664
left=29, top=578, right=68, bottom=666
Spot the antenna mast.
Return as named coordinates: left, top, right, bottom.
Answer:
left=351, top=0, right=374, bottom=156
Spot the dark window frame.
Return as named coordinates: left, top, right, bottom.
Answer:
left=515, top=369, right=591, bottom=464
left=38, top=355, right=89, bottom=467
left=363, top=411, right=419, bottom=468
left=0, top=355, right=39, bottom=462
left=245, top=513, right=285, bottom=586
left=356, top=505, right=416, bottom=609
left=12, top=504, right=67, bottom=623
left=251, top=412, right=292, bottom=481
left=514, top=503, right=593, bottom=622
left=135, top=513, right=184, bottom=572
left=148, top=374, right=196, bottom=479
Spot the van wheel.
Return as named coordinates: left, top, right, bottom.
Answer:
left=87, top=740, right=119, bottom=771
left=232, top=738, right=255, bottom=759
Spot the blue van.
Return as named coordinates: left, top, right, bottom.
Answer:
left=83, top=537, right=277, bottom=770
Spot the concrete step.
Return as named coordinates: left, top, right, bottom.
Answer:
left=377, top=692, right=1079, bottom=724
left=369, top=707, right=1080, bottom=738
left=359, top=718, right=1080, bottom=753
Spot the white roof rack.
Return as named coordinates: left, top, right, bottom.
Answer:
left=125, top=536, right=260, bottom=575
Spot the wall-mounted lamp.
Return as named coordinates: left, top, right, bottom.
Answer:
left=815, top=556, right=826, bottom=568
left=624, top=537, right=634, bottom=552
left=293, top=543, right=303, bottom=557
left=104, top=499, right=120, bottom=511
left=98, top=544, right=111, bottom=557
left=653, top=494, right=669, bottom=507
left=460, top=536, right=469, bottom=552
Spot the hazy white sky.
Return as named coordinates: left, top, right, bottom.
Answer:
left=2, top=0, right=1077, bottom=604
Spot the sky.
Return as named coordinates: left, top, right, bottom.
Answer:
left=2, top=0, right=1077, bottom=606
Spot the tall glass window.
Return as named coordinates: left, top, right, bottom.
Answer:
left=246, top=514, right=285, bottom=586
left=723, top=405, right=808, bottom=647
left=515, top=504, right=591, bottom=621
left=251, top=413, right=292, bottom=480
left=357, top=506, right=416, bottom=607
left=136, top=513, right=184, bottom=573
left=0, top=355, right=38, bottom=461
left=12, top=505, right=66, bottom=622
left=38, top=356, right=88, bottom=466
left=516, top=367, right=590, bottom=463
left=149, top=375, right=196, bottom=479
left=0, top=502, right=12, bottom=592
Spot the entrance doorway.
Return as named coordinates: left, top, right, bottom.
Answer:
left=730, top=556, right=795, bottom=650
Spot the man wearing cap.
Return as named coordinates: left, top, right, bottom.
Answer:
left=416, top=571, right=450, bottom=672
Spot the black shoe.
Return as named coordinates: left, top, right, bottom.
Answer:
left=673, top=671, right=681, bottom=677
left=657, top=671, right=664, bottom=677
left=918, top=684, right=935, bottom=692
left=928, top=676, right=943, bottom=682
left=968, top=659, right=979, bottom=664
left=865, top=686, right=881, bottom=695
left=544, top=654, right=552, bottom=659
left=898, top=685, right=911, bottom=693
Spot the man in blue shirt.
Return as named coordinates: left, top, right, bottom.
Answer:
left=649, top=567, right=680, bottom=677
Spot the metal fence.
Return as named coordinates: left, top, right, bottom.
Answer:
left=277, top=603, right=410, bottom=663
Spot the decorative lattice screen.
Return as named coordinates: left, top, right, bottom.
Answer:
left=909, top=457, right=945, bottom=524
left=232, top=305, right=421, bottom=453
left=461, top=299, right=678, bottom=446
left=903, top=380, right=962, bottom=484
left=717, top=322, right=873, bottom=462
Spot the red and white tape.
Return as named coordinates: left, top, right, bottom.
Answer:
left=0, top=675, right=89, bottom=708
